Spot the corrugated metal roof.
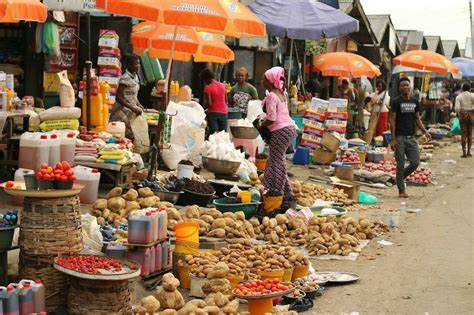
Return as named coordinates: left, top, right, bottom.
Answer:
left=367, top=14, right=389, bottom=43
left=396, top=30, right=425, bottom=51
left=338, top=0, right=353, bottom=13
left=441, top=40, right=459, bottom=58
left=425, top=35, right=442, bottom=52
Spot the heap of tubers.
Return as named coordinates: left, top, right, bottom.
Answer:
left=306, top=215, right=376, bottom=256
left=291, top=181, right=349, bottom=206
left=253, top=215, right=308, bottom=247
left=91, top=187, right=163, bottom=228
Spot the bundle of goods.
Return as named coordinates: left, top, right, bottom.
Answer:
left=362, top=161, right=433, bottom=185
left=97, top=29, right=121, bottom=103
left=75, top=139, right=101, bottom=163
left=291, top=180, right=349, bottom=207
left=156, top=170, right=205, bottom=184
left=38, top=106, right=81, bottom=132
left=201, top=131, right=245, bottom=162
left=0, top=210, right=18, bottom=227
left=306, top=215, right=376, bottom=256
left=300, top=98, right=328, bottom=151
left=168, top=207, right=255, bottom=245
left=97, top=146, right=131, bottom=165
left=338, top=150, right=361, bottom=168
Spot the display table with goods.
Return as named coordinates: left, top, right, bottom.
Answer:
left=54, top=255, right=140, bottom=314
left=2, top=174, right=83, bottom=311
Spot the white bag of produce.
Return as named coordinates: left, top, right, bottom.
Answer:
left=39, top=106, right=82, bottom=121
left=58, top=70, right=75, bottom=108
left=162, top=101, right=206, bottom=169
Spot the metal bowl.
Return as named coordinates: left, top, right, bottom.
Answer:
left=230, top=126, right=259, bottom=139
left=202, top=157, right=241, bottom=175
left=152, top=189, right=184, bottom=204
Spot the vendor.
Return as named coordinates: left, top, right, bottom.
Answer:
left=368, top=80, right=390, bottom=137
left=336, top=78, right=357, bottom=123
left=455, top=83, right=474, bottom=157
left=200, top=68, right=228, bottom=135
left=228, top=67, right=258, bottom=116
left=110, top=54, right=144, bottom=141
left=256, top=66, right=295, bottom=203
left=150, top=79, right=165, bottom=110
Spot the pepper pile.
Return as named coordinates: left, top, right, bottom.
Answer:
left=56, top=255, right=123, bottom=274
left=234, top=279, right=293, bottom=296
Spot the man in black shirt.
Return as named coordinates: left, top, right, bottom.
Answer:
left=389, top=77, right=431, bottom=198
left=305, top=73, right=321, bottom=98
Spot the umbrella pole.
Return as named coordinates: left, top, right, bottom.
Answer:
left=293, top=40, right=305, bottom=95
left=287, top=38, right=294, bottom=91
left=164, top=26, right=178, bottom=106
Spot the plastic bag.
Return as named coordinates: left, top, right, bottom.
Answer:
left=451, top=117, right=461, bottom=135
left=130, top=113, right=150, bottom=154
left=358, top=191, right=378, bottom=204
left=57, top=70, right=75, bottom=108
left=81, top=214, right=103, bottom=253
left=161, top=101, right=206, bottom=169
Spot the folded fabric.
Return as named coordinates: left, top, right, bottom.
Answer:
left=98, top=149, right=124, bottom=156
left=75, top=155, right=98, bottom=162
left=99, top=154, right=124, bottom=160
left=96, top=157, right=128, bottom=165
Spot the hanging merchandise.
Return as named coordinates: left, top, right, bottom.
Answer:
left=97, top=29, right=121, bottom=104
left=42, top=21, right=60, bottom=56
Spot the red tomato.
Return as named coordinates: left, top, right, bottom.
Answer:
left=68, top=175, right=77, bottom=181
left=46, top=166, right=53, bottom=174
left=41, top=168, right=49, bottom=175
left=54, top=169, right=63, bottom=175
left=55, top=174, right=62, bottom=180
left=5, top=181, right=14, bottom=188
left=272, top=278, right=280, bottom=284
left=35, top=171, right=43, bottom=179
left=55, top=163, right=63, bottom=170
left=60, top=175, right=68, bottom=181
left=64, top=170, right=73, bottom=177
left=62, top=162, right=71, bottom=171
left=41, top=163, right=49, bottom=169
left=234, top=289, right=242, bottom=295
left=43, top=174, right=51, bottom=180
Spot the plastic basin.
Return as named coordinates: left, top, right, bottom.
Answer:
left=207, top=179, right=251, bottom=197
left=0, top=225, right=17, bottom=250
left=177, top=189, right=215, bottom=207
left=213, top=197, right=260, bottom=219
left=152, top=189, right=183, bottom=204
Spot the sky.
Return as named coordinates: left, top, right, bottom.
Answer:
left=360, top=0, right=471, bottom=49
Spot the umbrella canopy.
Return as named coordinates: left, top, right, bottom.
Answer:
left=97, top=0, right=265, bottom=37
left=0, top=0, right=47, bottom=23
left=452, top=57, right=474, bottom=79
left=312, top=52, right=381, bottom=78
left=248, top=0, right=358, bottom=40
left=135, top=47, right=234, bottom=64
left=392, top=65, right=456, bottom=79
left=393, top=50, right=461, bottom=75
left=132, top=22, right=234, bottom=61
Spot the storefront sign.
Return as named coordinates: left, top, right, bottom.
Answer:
left=44, top=0, right=100, bottom=13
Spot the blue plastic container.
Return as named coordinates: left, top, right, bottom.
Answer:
left=292, top=147, right=311, bottom=165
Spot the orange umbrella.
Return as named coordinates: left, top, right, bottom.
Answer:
left=132, top=22, right=234, bottom=61
left=0, top=0, right=47, bottom=23
left=393, top=50, right=461, bottom=75
left=134, top=47, right=234, bottom=64
left=313, top=52, right=381, bottom=78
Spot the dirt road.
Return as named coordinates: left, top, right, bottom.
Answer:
left=302, top=143, right=474, bottom=314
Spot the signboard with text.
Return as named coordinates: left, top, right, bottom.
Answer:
left=44, top=0, right=100, bottom=13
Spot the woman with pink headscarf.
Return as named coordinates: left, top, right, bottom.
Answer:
left=256, top=66, right=295, bottom=204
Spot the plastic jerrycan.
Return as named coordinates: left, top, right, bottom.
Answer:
left=19, top=280, right=45, bottom=313
left=128, top=212, right=153, bottom=244
left=158, top=209, right=168, bottom=241
left=60, top=133, right=76, bottom=165
left=155, top=244, right=162, bottom=272
left=161, top=241, right=170, bottom=268
left=150, top=210, right=159, bottom=242
left=73, top=166, right=101, bottom=204
left=48, top=133, right=61, bottom=166
left=125, top=248, right=150, bottom=277
left=19, top=133, right=49, bottom=171
left=0, top=285, right=19, bottom=315
left=17, top=282, right=34, bottom=315
left=149, top=245, right=156, bottom=273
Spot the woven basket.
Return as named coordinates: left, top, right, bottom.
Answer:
left=20, top=196, right=83, bottom=256
left=68, top=278, right=132, bottom=315
left=19, top=254, right=68, bottom=311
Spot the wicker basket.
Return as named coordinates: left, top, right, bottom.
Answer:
left=68, top=278, right=132, bottom=315
left=20, top=196, right=83, bottom=256
left=19, top=254, right=68, bottom=311
left=230, top=126, right=259, bottom=139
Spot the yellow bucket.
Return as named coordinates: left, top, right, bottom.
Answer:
left=248, top=298, right=273, bottom=315
left=226, top=274, right=244, bottom=291
left=283, top=267, right=294, bottom=282
left=174, top=222, right=199, bottom=254
left=255, top=159, right=267, bottom=171
left=257, top=269, right=284, bottom=281
left=178, top=264, right=191, bottom=289
left=292, top=265, right=309, bottom=281
left=263, top=195, right=283, bottom=213
left=238, top=191, right=252, bottom=203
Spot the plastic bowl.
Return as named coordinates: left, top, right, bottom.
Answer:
left=202, top=157, right=241, bottom=175
left=207, top=179, right=251, bottom=197
left=153, top=189, right=183, bottom=204
left=230, top=126, right=259, bottom=139
left=0, top=225, right=17, bottom=250
left=177, top=189, right=215, bottom=207
left=282, top=291, right=306, bottom=304
left=213, top=197, right=260, bottom=219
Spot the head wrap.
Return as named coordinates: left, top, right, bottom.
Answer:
left=264, top=66, right=285, bottom=92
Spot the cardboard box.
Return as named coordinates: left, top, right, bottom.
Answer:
left=328, top=98, right=348, bottom=113
left=304, top=110, right=326, bottom=122
left=309, top=97, right=329, bottom=113
left=326, top=111, right=348, bottom=120
left=99, top=47, right=121, bottom=58
left=332, top=180, right=360, bottom=200
left=334, top=165, right=354, bottom=181
left=98, top=57, right=121, bottom=68
left=300, top=139, right=320, bottom=150
left=320, top=132, right=341, bottom=153
left=303, top=125, right=324, bottom=137
left=313, top=147, right=336, bottom=165
left=99, top=29, right=119, bottom=48
left=99, top=67, right=121, bottom=77
left=98, top=76, right=120, bottom=86
left=303, top=118, right=324, bottom=129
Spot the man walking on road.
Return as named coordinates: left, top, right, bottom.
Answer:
left=390, top=77, right=431, bottom=198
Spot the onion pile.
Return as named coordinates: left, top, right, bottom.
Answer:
left=362, top=161, right=432, bottom=184
left=338, top=151, right=361, bottom=163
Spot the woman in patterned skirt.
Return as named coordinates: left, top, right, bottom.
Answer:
left=256, top=66, right=295, bottom=199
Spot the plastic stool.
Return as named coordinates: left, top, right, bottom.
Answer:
left=292, top=146, right=310, bottom=165
left=232, top=138, right=258, bottom=159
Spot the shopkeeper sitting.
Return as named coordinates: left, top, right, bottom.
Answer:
left=228, top=67, right=258, bottom=116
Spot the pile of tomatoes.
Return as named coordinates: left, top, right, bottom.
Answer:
left=35, top=161, right=76, bottom=182
left=56, top=255, right=123, bottom=274
left=234, top=279, right=293, bottom=297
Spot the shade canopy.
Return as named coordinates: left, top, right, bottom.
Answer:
left=452, top=57, right=474, bottom=79
left=0, top=0, right=47, bottom=23
left=248, top=0, right=358, bottom=40
left=312, top=52, right=381, bottom=78
left=393, top=50, right=461, bottom=75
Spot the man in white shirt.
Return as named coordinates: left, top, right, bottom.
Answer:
left=454, top=83, right=474, bottom=157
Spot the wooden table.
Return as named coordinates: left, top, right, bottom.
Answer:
left=76, top=161, right=136, bottom=188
